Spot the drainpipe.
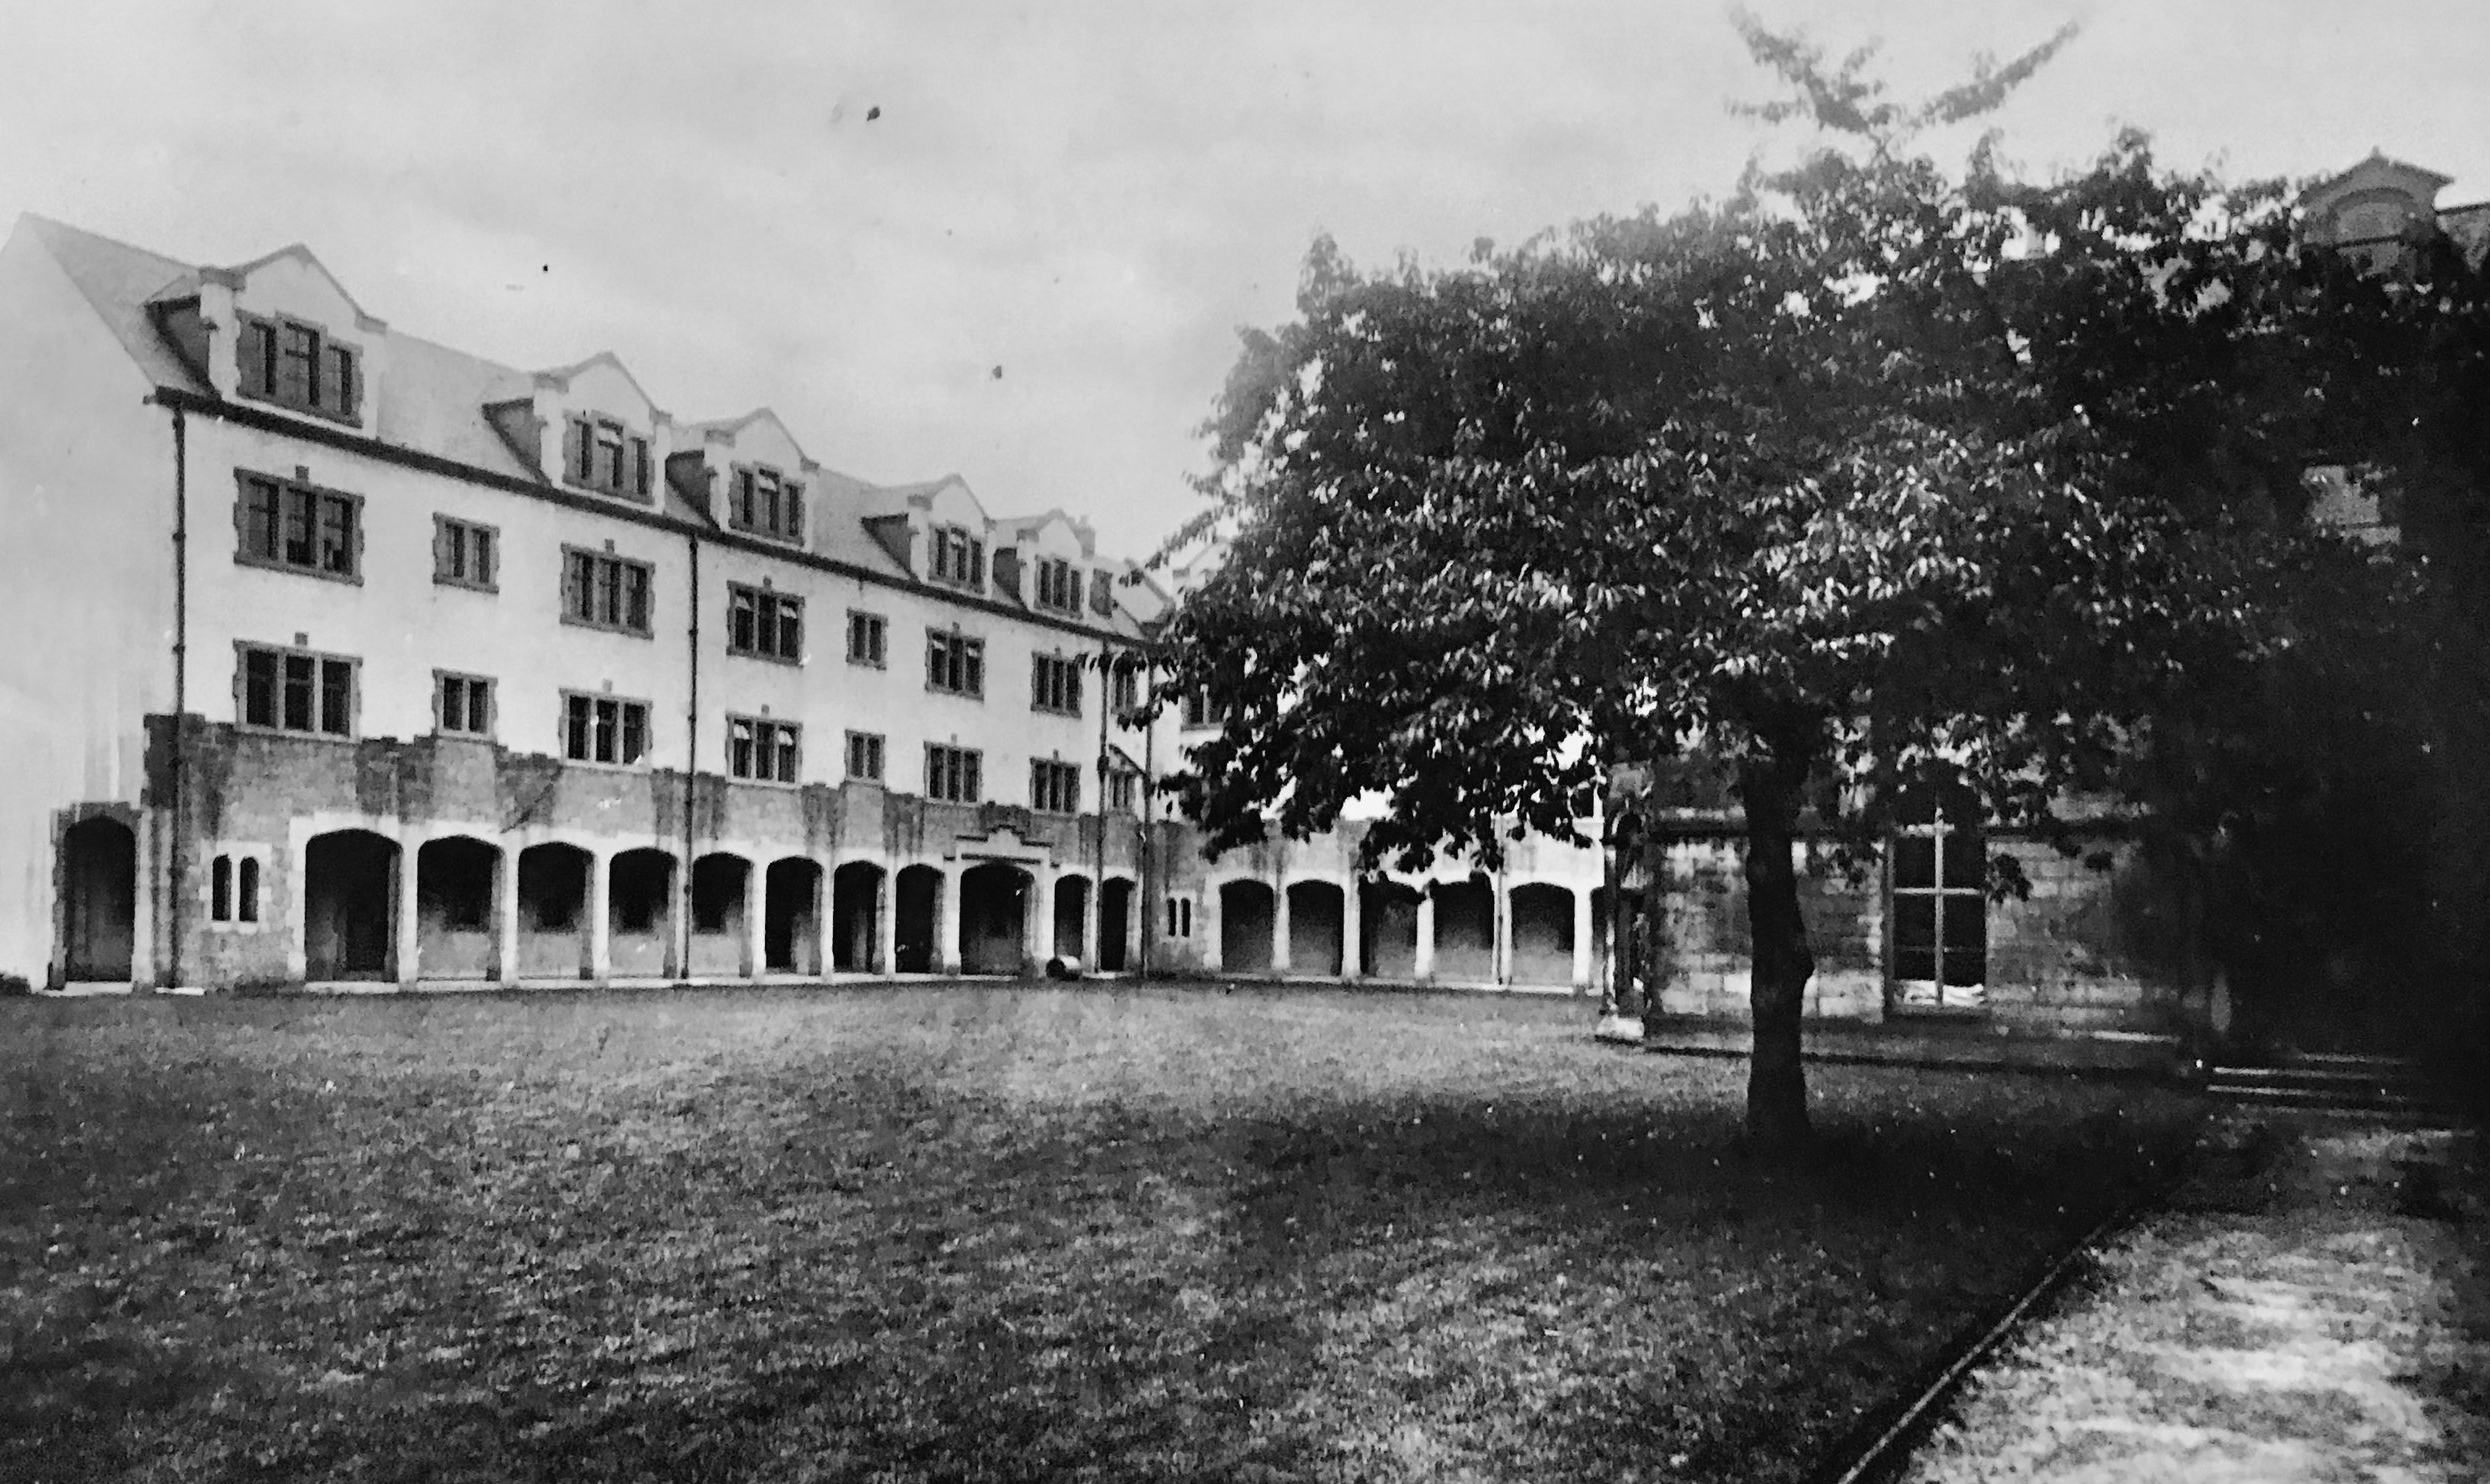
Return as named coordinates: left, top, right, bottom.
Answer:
left=1095, top=640, right=1110, bottom=967
left=1140, top=654, right=1157, bottom=977
left=165, top=402, right=189, bottom=995
left=682, top=530, right=700, bottom=982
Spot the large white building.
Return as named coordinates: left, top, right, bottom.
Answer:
left=0, top=215, right=1606, bottom=996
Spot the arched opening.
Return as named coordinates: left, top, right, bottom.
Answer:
left=689, top=853, right=751, bottom=977
left=1219, top=880, right=1275, bottom=974
left=894, top=865, right=941, bottom=973
left=764, top=858, right=823, bottom=975
left=1509, top=883, right=1575, bottom=987
left=608, top=848, right=677, bottom=978
left=416, top=835, right=500, bottom=980
left=1053, top=874, right=1090, bottom=964
left=1286, top=880, right=1345, bottom=976
left=959, top=862, right=1031, bottom=976
left=1098, top=877, right=1134, bottom=973
left=305, top=829, right=398, bottom=981
left=517, top=843, right=593, bottom=979
left=832, top=861, right=886, bottom=972
left=60, top=816, right=137, bottom=982
left=1431, top=875, right=1495, bottom=983
left=1360, top=880, right=1423, bottom=979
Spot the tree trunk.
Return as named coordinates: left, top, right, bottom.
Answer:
left=1740, top=752, right=1815, bottom=1155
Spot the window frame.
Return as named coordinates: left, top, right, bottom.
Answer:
left=1030, top=652, right=1083, bottom=717
left=725, top=582, right=805, bottom=664
left=1031, top=555, right=1082, bottom=615
left=925, top=628, right=986, bottom=699
left=559, top=546, right=656, bottom=638
left=1030, top=758, right=1082, bottom=814
left=562, top=413, right=655, bottom=502
left=727, top=462, right=807, bottom=545
left=846, top=610, right=888, bottom=668
left=206, top=849, right=267, bottom=930
left=431, top=514, right=498, bottom=592
left=726, top=713, right=803, bottom=785
left=844, top=730, right=886, bottom=783
left=234, top=641, right=358, bottom=739
left=235, top=312, right=363, bottom=425
left=558, top=690, right=653, bottom=768
left=432, top=670, right=495, bottom=738
left=924, top=743, right=982, bottom=804
left=234, top=470, right=363, bottom=584
left=926, top=522, right=986, bottom=590
left=1886, top=794, right=1989, bottom=1012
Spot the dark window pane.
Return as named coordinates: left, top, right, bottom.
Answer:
left=244, top=649, right=276, bottom=725
left=1940, top=893, right=1988, bottom=984
left=239, top=858, right=259, bottom=922
left=567, top=696, right=591, bottom=759
left=319, top=496, right=354, bottom=576
left=212, top=856, right=231, bottom=921
left=283, top=654, right=315, bottom=731
left=622, top=705, right=646, bottom=764
left=1893, top=893, right=1936, bottom=954
left=624, top=567, right=649, bottom=631
left=284, top=489, right=315, bottom=566
left=1893, top=834, right=1937, bottom=892
left=319, top=660, right=352, bottom=734
left=1940, top=828, right=1985, bottom=893
left=441, top=677, right=464, bottom=732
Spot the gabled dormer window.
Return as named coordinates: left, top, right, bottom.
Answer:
left=236, top=315, right=361, bottom=424
left=730, top=465, right=805, bottom=544
left=1032, top=556, right=1082, bottom=615
left=564, top=415, right=653, bottom=501
left=928, top=523, right=984, bottom=589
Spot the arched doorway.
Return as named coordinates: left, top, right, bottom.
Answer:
left=1431, top=875, right=1495, bottom=982
left=1286, top=880, right=1345, bottom=976
left=306, top=830, right=398, bottom=981
left=1098, top=877, right=1134, bottom=972
left=416, top=836, right=499, bottom=979
left=1509, top=883, right=1575, bottom=987
left=894, top=865, right=941, bottom=973
left=1360, top=880, right=1423, bottom=979
left=833, top=861, right=885, bottom=972
left=959, top=862, right=1031, bottom=975
left=1220, top=880, right=1275, bottom=973
left=1053, top=874, right=1090, bottom=964
left=765, top=858, right=823, bottom=975
left=60, top=816, right=137, bottom=982
left=517, top=843, right=592, bottom=979
left=689, top=853, right=751, bottom=976
left=608, top=848, right=677, bottom=978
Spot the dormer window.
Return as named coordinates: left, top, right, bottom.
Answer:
left=565, top=415, right=653, bottom=501
left=730, top=465, right=805, bottom=544
left=1091, top=569, right=1116, bottom=617
left=1032, top=556, right=1082, bottom=615
left=237, top=315, right=361, bottom=424
left=928, top=523, right=985, bottom=589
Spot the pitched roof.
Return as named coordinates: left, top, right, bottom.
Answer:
left=21, top=215, right=212, bottom=394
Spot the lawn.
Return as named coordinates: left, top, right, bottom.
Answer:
left=1, top=983, right=2199, bottom=1483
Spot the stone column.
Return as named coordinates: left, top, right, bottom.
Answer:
left=1571, top=886, right=1594, bottom=991
left=1202, top=887, right=1223, bottom=974
left=1271, top=878, right=1292, bottom=974
left=1340, top=875, right=1363, bottom=979
left=1414, top=886, right=1437, bottom=981
left=812, top=863, right=836, bottom=979
left=1123, top=884, right=1142, bottom=971
left=1082, top=871, right=1101, bottom=972
left=587, top=848, right=613, bottom=985
left=742, top=857, right=765, bottom=977
left=1031, top=869, right=1056, bottom=974
left=937, top=866, right=962, bottom=976
left=393, top=841, right=421, bottom=986
left=495, top=845, right=522, bottom=985
left=876, top=868, right=899, bottom=976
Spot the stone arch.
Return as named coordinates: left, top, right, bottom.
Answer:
left=305, top=829, right=399, bottom=981
left=960, top=862, right=1031, bottom=976
left=1509, top=882, right=1575, bottom=987
left=608, top=847, right=678, bottom=978
left=1286, top=879, right=1345, bottom=976
left=60, top=815, right=137, bottom=983
left=517, top=842, right=593, bottom=979
left=415, top=835, right=500, bottom=980
left=1219, top=879, right=1275, bottom=973
left=1430, top=874, right=1495, bottom=983
left=764, top=857, right=823, bottom=975
left=832, top=861, right=886, bottom=972
left=1360, top=879, right=1423, bottom=980
left=894, top=864, right=941, bottom=973
left=688, top=852, right=752, bottom=977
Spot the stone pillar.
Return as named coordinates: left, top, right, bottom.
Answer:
left=1340, top=875, right=1363, bottom=979
left=1571, top=886, right=1594, bottom=991
left=876, top=869, right=898, bottom=976
left=496, top=846, right=521, bottom=984
left=1082, top=871, right=1102, bottom=972
left=1202, top=887, right=1223, bottom=974
left=1123, top=884, right=1142, bottom=971
left=1031, top=869, right=1056, bottom=975
left=1271, top=878, right=1292, bottom=974
left=393, top=841, right=421, bottom=986
left=587, top=848, right=613, bottom=985
left=812, top=863, right=836, bottom=980
left=937, top=866, right=962, bottom=976
left=742, top=857, right=765, bottom=977
left=1414, top=886, right=1437, bottom=981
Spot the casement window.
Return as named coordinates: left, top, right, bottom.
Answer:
left=236, top=314, right=362, bottom=423
left=1181, top=691, right=1223, bottom=730
left=730, top=464, right=806, bottom=544
left=236, top=471, right=360, bottom=582
left=1107, top=770, right=1139, bottom=813
left=561, top=547, right=654, bottom=636
left=1032, top=556, right=1082, bottom=614
left=562, top=692, right=650, bottom=766
left=728, top=715, right=801, bottom=783
left=727, top=584, right=803, bottom=662
left=925, top=743, right=981, bottom=803
left=845, top=730, right=886, bottom=782
left=433, top=515, right=496, bottom=591
left=846, top=610, right=887, bottom=667
left=435, top=672, right=493, bottom=736
left=1030, top=759, right=1081, bottom=814
left=1165, top=896, right=1194, bottom=938
left=1111, top=663, right=1142, bottom=716
left=563, top=414, right=653, bottom=501
left=1890, top=782, right=1988, bottom=1009
left=238, top=643, right=356, bottom=737
left=208, top=852, right=262, bottom=926
left=1031, top=653, right=1082, bottom=715
left=1091, top=569, right=1116, bottom=617
left=928, top=523, right=985, bottom=588
left=926, top=629, right=985, bottom=697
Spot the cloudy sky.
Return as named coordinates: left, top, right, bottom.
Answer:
left=7, top=1, right=2487, bottom=555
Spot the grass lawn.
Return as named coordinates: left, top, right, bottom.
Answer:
left=2, top=982, right=2199, bottom=1483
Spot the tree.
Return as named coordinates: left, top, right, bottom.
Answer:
left=1163, top=17, right=2469, bottom=1152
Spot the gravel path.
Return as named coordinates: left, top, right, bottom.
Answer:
left=1901, top=1110, right=2489, bottom=1483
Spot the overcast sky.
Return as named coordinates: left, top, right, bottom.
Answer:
left=7, top=1, right=2487, bottom=556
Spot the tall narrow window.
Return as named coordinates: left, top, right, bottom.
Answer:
left=847, top=611, right=887, bottom=667
left=1890, top=778, right=1987, bottom=1009
left=434, top=516, right=497, bottom=590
